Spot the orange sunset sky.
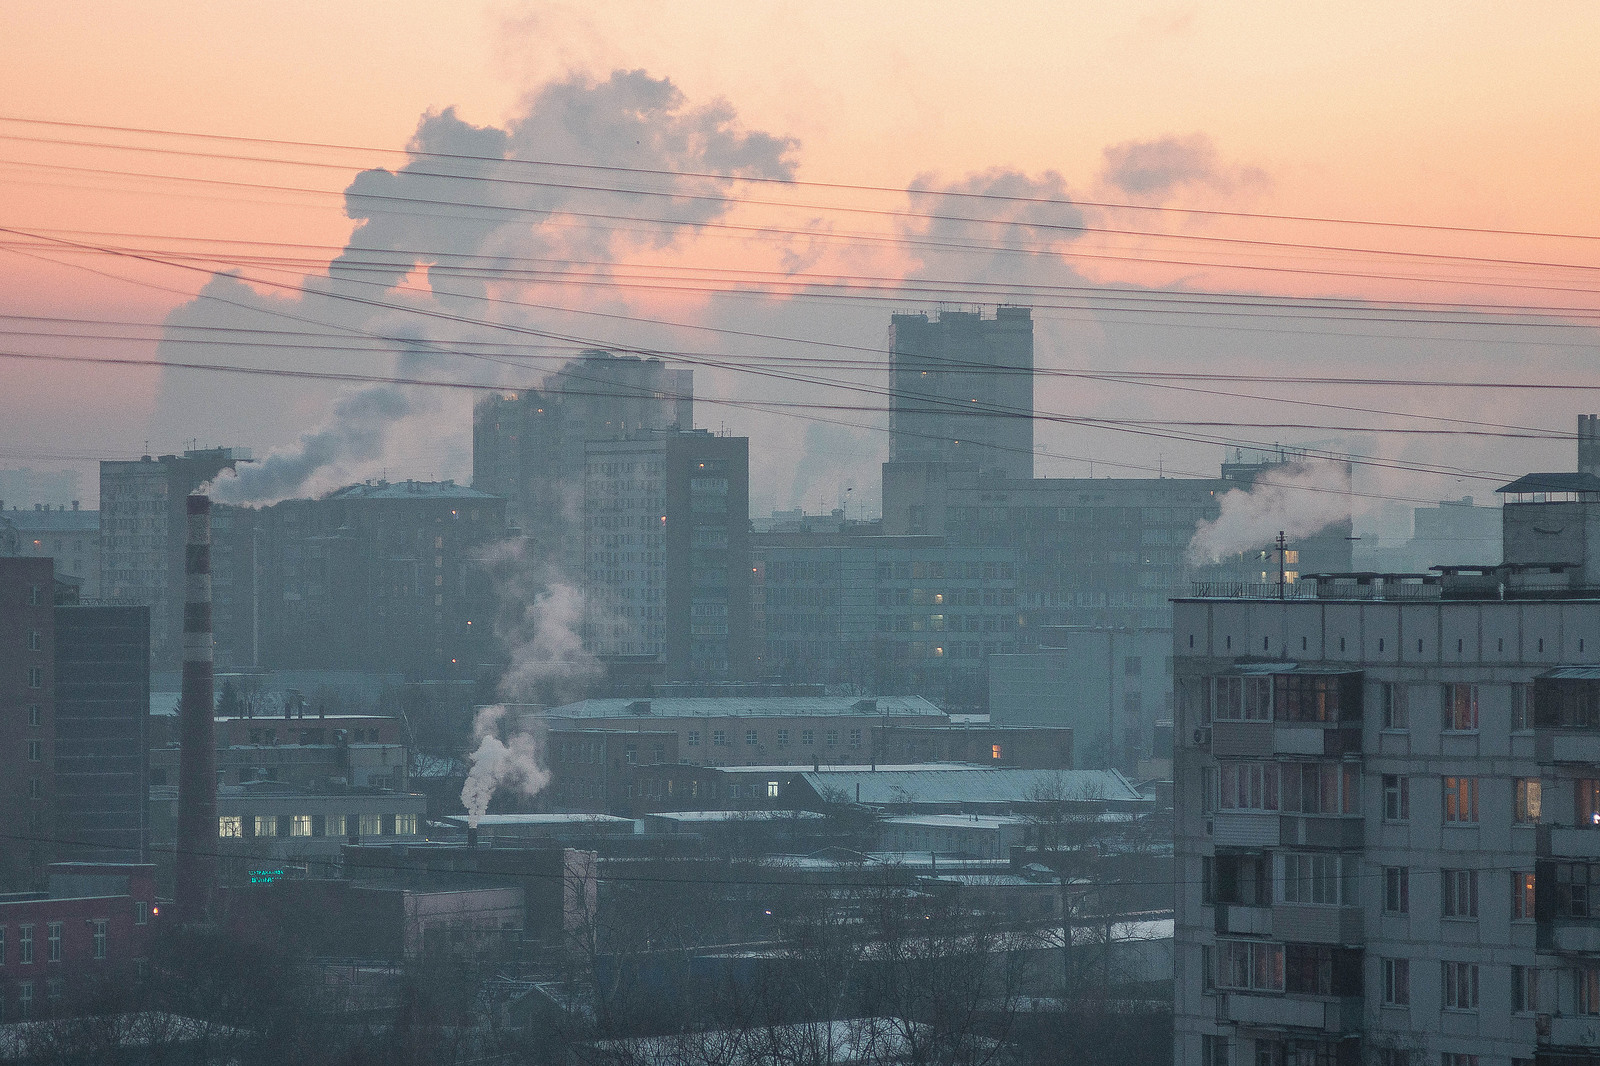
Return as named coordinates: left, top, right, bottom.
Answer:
left=2, top=1, right=1598, bottom=524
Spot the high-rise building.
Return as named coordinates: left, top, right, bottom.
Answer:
left=52, top=598, right=150, bottom=863
left=0, top=558, right=55, bottom=887
left=583, top=431, right=750, bottom=681
left=473, top=350, right=692, bottom=574
left=99, top=447, right=245, bottom=670
left=888, top=307, right=1034, bottom=480
left=1172, top=420, right=1600, bottom=1066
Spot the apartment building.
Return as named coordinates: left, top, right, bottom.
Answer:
left=1172, top=427, right=1600, bottom=1066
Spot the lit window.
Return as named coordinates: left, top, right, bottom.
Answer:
left=1515, top=779, right=1542, bottom=823
left=766, top=781, right=779, bottom=799
left=359, top=813, right=382, bottom=837
left=991, top=744, right=1003, bottom=760
left=1443, top=777, right=1479, bottom=823
left=395, top=814, right=417, bottom=835
left=218, top=816, right=242, bottom=838
left=255, top=815, right=278, bottom=837
left=290, top=815, right=313, bottom=837
left=1443, top=684, right=1479, bottom=731
left=326, top=814, right=346, bottom=838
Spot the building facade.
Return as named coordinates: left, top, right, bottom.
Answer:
left=473, top=350, right=692, bottom=574
left=752, top=533, right=1024, bottom=711
left=0, top=558, right=55, bottom=887
left=99, top=448, right=244, bottom=671
left=52, top=602, right=150, bottom=864
left=212, top=480, right=507, bottom=675
left=888, top=307, right=1034, bottom=480
left=0, top=504, right=99, bottom=599
left=583, top=431, right=750, bottom=681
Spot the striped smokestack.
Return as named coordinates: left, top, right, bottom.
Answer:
left=175, top=493, right=218, bottom=921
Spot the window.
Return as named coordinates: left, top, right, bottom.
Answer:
left=254, top=815, right=277, bottom=837
left=135, top=902, right=148, bottom=926
left=1125, top=656, right=1142, bottom=677
left=20, top=925, right=32, bottom=964
left=395, top=814, right=417, bottom=835
left=27, top=740, right=41, bottom=762
left=1383, top=775, right=1410, bottom=821
left=1442, top=961, right=1479, bottom=1010
left=28, top=704, right=40, bottom=727
left=18, top=981, right=30, bottom=1017
left=1443, top=777, right=1478, bottom=823
left=1216, top=939, right=1284, bottom=992
left=1280, top=852, right=1357, bottom=906
left=1443, top=684, right=1479, bottom=731
left=1219, top=762, right=1279, bottom=811
left=1384, top=867, right=1410, bottom=914
left=766, top=781, right=779, bottom=799
left=1579, top=779, right=1600, bottom=827
left=712, top=730, right=727, bottom=746
left=0, top=927, right=5, bottom=965
left=992, top=744, right=1003, bottom=760
left=1212, top=677, right=1272, bottom=722
left=1579, top=967, right=1600, bottom=1016
left=1442, top=1055, right=1477, bottom=1066
left=326, top=814, right=346, bottom=837
left=92, top=920, right=106, bottom=960
left=1515, top=779, right=1542, bottom=823
left=1284, top=944, right=1355, bottom=996
left=359, top=813, right=382, bottom=837
left=801, top=729, right=814, bottom=746
left=290, top=815, right=312, bottom=837
left=687, top=730, right=700, bottom=747
left=28, top=777, right=40, bottom=800
left=745, top=730, right=759, bottom=746
left=776, top=729, right=789, bottom=746
left=1380, top=683, right=1408, bottom=730
left=1201, top=1035, right=1227, bottom=1066
left=1512, top=965, right=1537, bottom=1013
left=826, top=730, right=839, bottom=746
left=1554, top=862, right=1600, bottom=918
left=47, top=922, right=61, bottom=963
left=849, top=729, right=862, bottom=747
left=27, top=630, right=40, bottom=651
left=1511, top=684, right=1534, bottom=731
left=1512, top=872, right=1536, bottom=921
left=27, top=666, right=42, bottom=688
left=1280, top=761, right=1358, bottom=815
left=1381, top=958, right=1410, bottom=1006
left=1442, top=869, right=1479, bottom=918
left=218, top=816, right=242, bottom=838
left=624, top=744, right=637, bottom=764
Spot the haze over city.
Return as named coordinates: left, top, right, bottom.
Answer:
left=1, top=5, right=1598, bottom=1066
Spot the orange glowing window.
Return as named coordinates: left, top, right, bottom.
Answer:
left=991, top=745, right=1002, bottom=760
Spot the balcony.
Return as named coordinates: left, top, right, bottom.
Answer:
left=1220, top=993, right=1363, bottom=1034
left=1544, top=919, right=1600, bottom=954
left=1279, top=815, right=1364, bottom=850
left=1213, top=811, right=1280, bottom=848
left=1214, top=904, right=1272, bottom=937
left=1213, top=721, right=1273, bottom=758
left=1546, top=827, right=1600, bottom=860
left=1544, top=1016, right=1600, bottom=1050
left=1543, top=732, right=1600, bottom=765
left=1274, top=725, right=1363, bottom=757
left=1271, top=904, right=1363, bottom=945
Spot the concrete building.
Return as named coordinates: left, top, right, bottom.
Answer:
left=0, top=503, right=99, bottom=599
left=473, top=350, right=692, bottom=574
left=989, top=624, right=1173, bottom=772
left=1171, top=423, right=1600, bottom=1066
left=149, top=712, right=408, bottom=791
left=212, top=479, right=506, bottom=675
left=583, top=431, right=750, bottom=681
left=99, top=448, right=245, bottom=670
left=882, top=450, right=1354, bottom=631
left=888, top=307, right=1034, bottom=480
left=752, top=532, right=1024, bottom=711
left=52, top=600, right=150, bottom=864
left=0, top=558, right=55, bottom=887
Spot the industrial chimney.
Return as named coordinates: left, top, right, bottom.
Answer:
left=174, top=494, right=218, bottom=921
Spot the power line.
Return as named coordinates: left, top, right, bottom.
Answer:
left=3, top=113, right=1597, bottom=244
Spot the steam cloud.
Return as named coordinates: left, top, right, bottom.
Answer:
left=460, top=705, right=550, bottom=828
left=1185, top=461, right=1352, bottom=566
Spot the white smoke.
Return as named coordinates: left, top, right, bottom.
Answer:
left=1185, top=461, right=1352, bottom=566
left=479, top=538, right=601, bottom=704
left=460, top=705, right=551, bottom=829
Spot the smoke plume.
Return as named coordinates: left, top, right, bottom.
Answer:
left=480, top=538, right=601, bottom=704
left=460, top=705, right=550, bottom=828
left=1185, top=461, right=1352, bottom=565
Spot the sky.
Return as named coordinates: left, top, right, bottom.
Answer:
left=1, top=1, right=1598, bottom=535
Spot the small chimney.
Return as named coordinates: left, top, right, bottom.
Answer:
left=71, top=500, right=79, bottom=511
left=1581, top=415, right=1600, bottom=476
left=467, top=826, right=480, bottom=847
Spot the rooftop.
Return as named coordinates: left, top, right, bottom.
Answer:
left=799, top=767, right=1143, bottom=807
left=2, top=507, right=97, bottom=532
left=537, top=695, right=947, bottom=719
left=324, top=479, right=500, bottom=502
left=1496, top=471, right=1600, bottom=495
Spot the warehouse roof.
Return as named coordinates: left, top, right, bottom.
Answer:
left=798, top=767, right=1142, bottom=808
left=538, top=695, right=946, bottom=719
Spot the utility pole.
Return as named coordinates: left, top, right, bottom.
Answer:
left=1277, top=530, right=1288, bottom=600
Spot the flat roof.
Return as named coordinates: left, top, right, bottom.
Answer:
left=438, top=814, right=634, bottom=827
left=799, top=767, right=1143, bottom=807
left=538, top=696, right=946, bottom=719
left=645, top=810, right=825, bottom=823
